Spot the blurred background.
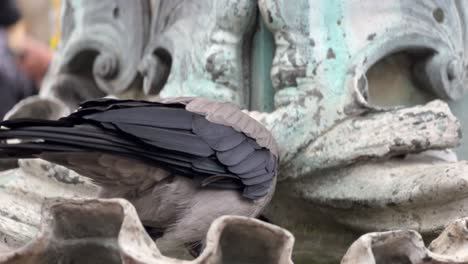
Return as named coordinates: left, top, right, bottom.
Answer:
left=0, top=0, right=60, bottom=119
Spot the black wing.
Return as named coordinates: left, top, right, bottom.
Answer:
left=0, top=98, right=277, bottom=199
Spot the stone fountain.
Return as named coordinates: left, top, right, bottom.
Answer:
left=2, top=1, right=468, bottom=263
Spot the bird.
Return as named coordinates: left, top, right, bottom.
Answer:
left=0, top=96, right=278, bottom=256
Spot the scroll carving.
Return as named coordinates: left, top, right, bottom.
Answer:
left=254, top=0, right=468, bottom=177
left=40, top=0, right=151, bottom=110
left=139, top=0, right=256, bottom=107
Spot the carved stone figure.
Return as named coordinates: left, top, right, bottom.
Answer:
left=139, top=0, right=256, bottom=106
left=2, top=0, right=468, bottom=263
left=40, top=0, right=151, bottom=110
left=254, top=1, right=468, bottom=261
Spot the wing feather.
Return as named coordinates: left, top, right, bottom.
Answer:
left=0, top=98, right=278, bottom=199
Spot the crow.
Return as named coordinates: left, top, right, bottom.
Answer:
left=0, top=97, right=278, bottom=256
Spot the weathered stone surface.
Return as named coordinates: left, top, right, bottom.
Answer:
left=0, top=198, right=294, bottom=264
left=282, top=100, right=460, bottom=178
left=253, top=0, right=468, bottom=178
left=141, top=0, right=256, bottom=107
left=245, top=4, right=468, bottom=261
left=342, top=218, right=468, bottom=263
left=295, top=158, right=468, bottom=234
left=0, top=159, right=99, bottom=249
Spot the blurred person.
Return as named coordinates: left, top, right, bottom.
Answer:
left=0, top=0, right=53, bottom=119
left=15, top=34, right=53, bottom=84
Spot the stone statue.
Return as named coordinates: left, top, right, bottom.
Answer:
left=2, top=0, right=468, bottom=263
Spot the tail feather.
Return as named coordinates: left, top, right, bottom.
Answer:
left=0, top=118, right=71, bottom=128
left=0, top=142, right=84, bottom=159
left=0, top=128, right=135, bottom=151
left=0, top=120, right=225, bottom=175
left=0, top=125, right=166, bottom=165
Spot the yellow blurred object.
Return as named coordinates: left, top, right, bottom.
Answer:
left=11, top=0, right=61, bottom=50
left=50, top=0, right=61, bottom=49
